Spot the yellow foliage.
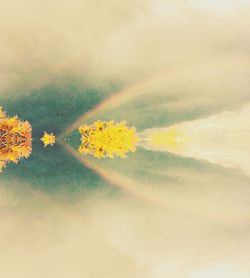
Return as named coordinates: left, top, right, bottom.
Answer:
left=79, top=121, right=139, bottom=159
left=0, top=107, right=32, bottom=172
left=0, top=107, right=6, bottom=119
left=41, top=132, right=56, bottom=147
left=0, top=161, right=6, bottom=173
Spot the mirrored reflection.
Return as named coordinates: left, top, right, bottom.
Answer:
left=0, top=106, right=32, bottom=172
left=78, top=121, right=138, bottom=159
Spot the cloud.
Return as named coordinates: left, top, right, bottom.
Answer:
left=0, top=0, right=249, bottom=93
left=0, top=179, right=250, bottom=278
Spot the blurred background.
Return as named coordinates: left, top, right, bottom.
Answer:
left=0, top=0, right=250, bottom=277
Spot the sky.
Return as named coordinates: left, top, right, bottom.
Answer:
left=0, top=0, right=250, bottom=277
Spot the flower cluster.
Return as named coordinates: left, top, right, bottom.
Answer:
left=0, top=107, right=32, bottom=172
left=79, top=121, right=139, bottom=159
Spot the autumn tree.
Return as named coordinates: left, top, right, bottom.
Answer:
left=0, top=107, right=32, bottom=172
left=79, top=121, right=139, bottom=159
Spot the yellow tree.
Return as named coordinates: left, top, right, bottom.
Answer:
left=79, top=121, right=139, bottom=159
left=0, top=107, right=32, bottom=172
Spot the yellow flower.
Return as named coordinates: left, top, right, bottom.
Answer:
left=41, top=132, right=56, bottom=147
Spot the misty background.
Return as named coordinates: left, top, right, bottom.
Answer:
left=0, top=0, right=250, bottom=277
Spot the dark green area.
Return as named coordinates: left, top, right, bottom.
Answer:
left=83, top=147, right=250, bottom=192
left=3, top=142, right=107, bottom=192
left=85, top=84, right=246, bottom=132
left=2, top=78, right=118, bottom=137
left=68, top=130, right=82, bottom=151
left=66, top=81, right=250, bottom=193
left=0, top=77, right=121, bottom=195
left=1, top=74, right=249, bottom=196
